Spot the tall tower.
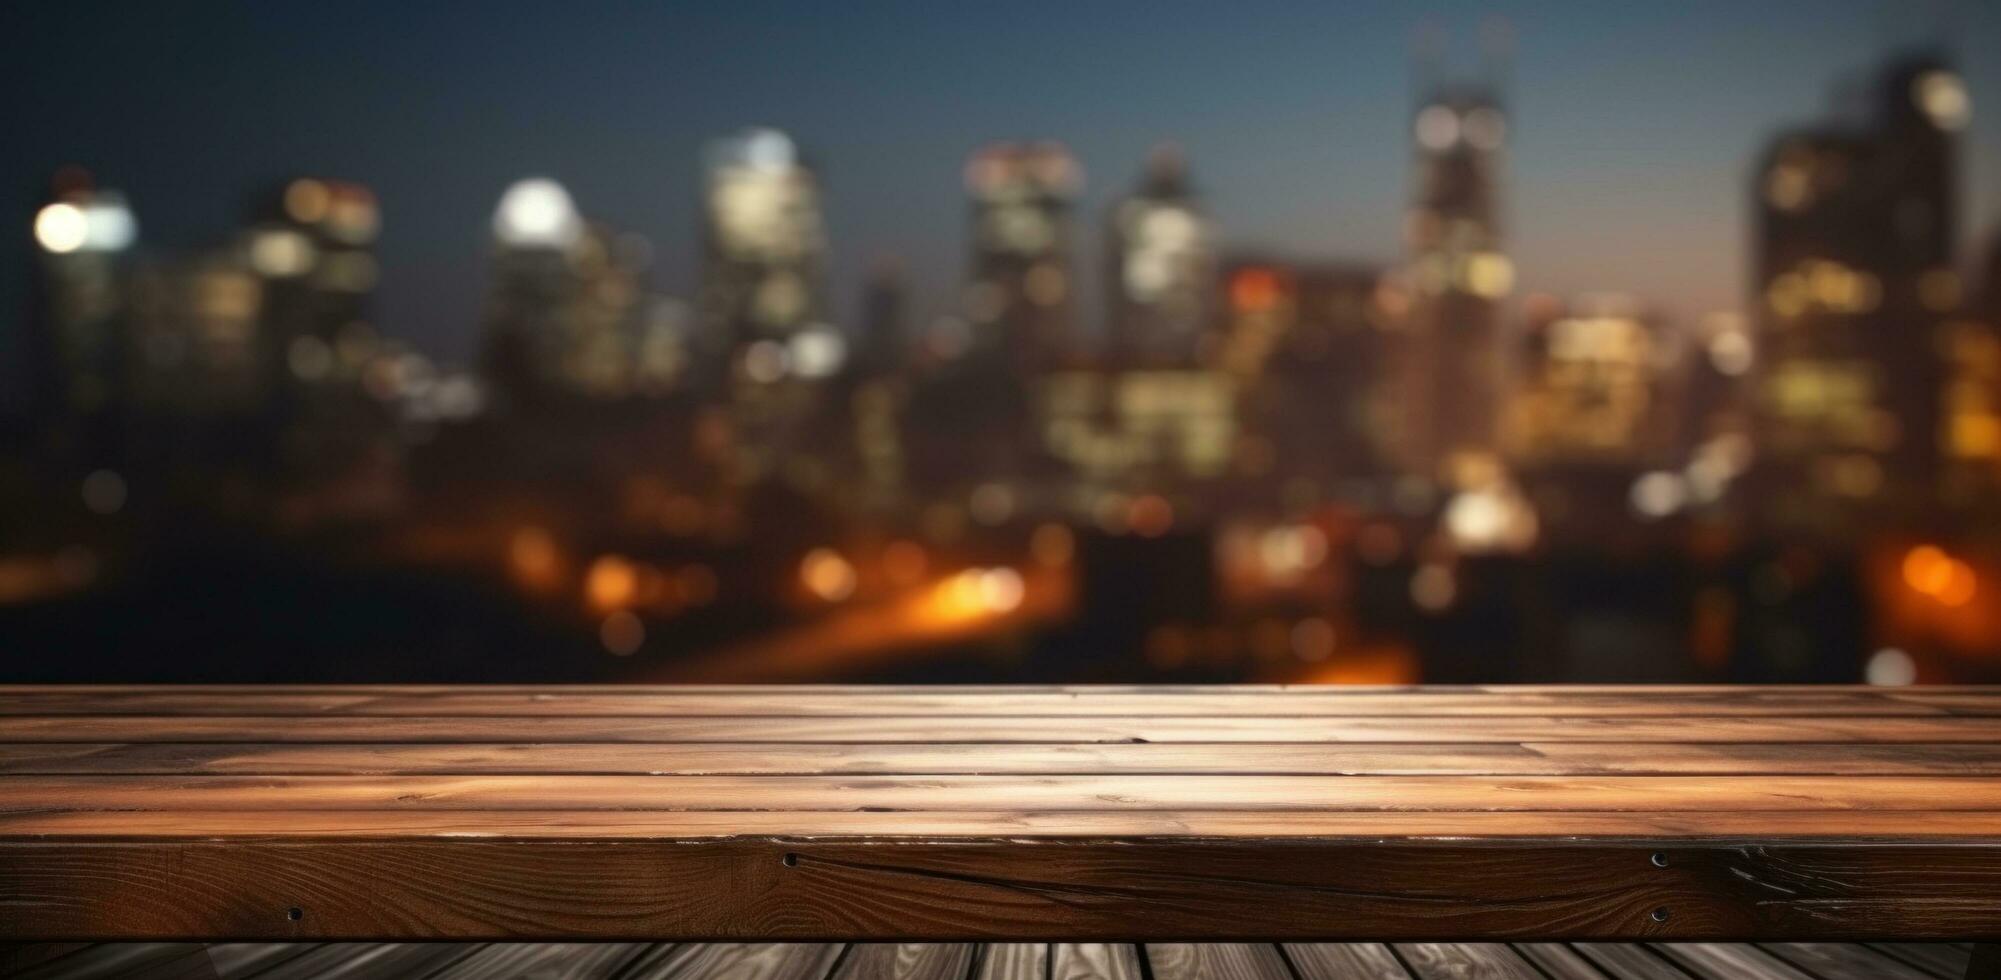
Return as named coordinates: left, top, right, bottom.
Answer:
left=964, top=142, right=1081, bottom=368
left=1399, top=30, right=1512, bottom=481
left=1106, top=145, right=1215, bottom=365
left=28, top=172, right=138, bottom=452
left=1752, top=51, right=1965, bottom=507
left=697, top=128, right=837, bottom=387
left=242, top=178, right=381, bottom=393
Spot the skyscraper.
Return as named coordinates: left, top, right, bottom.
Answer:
left=1106, top=146, right=1215, bottom=365
left=697, top=129, right=839, bottom=387
left=1753, top=51, right=1966, bottom=507
left=28, top=171, right=138, bottom=452
left=1398, top=65, right=1512, bottom=481
left=483, top=178, right=684, bottom=406
left=964, top=142, right=1081, bottom=368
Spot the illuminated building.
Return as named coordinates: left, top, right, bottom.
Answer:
left=126, top=249, right=268, bottom=419
left=1398, top=67, right=1511, bottom=481
left=964, top=142, right=1081, bottom=368
left=1753, top=51, right=1966, bottom=507
left=1940, top=229, right=2001, bottom=498
left=1503, top=294, right=1679, bottom=468
left=1037, top=369, right=1236, bottom=495
left=1106, top=146, right=1215, bottom=365
left=244, top=178, right=380, bottom=384
left=697, top=129, right=841, bottom=386
left=27, top=172, right=138, bottom=452
left=1216, top=259, right=1401, bottom=488
left=483, top=178, right=687, bottom=407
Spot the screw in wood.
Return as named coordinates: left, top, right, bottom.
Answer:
left=1650, top=852, right=1668, bottom=868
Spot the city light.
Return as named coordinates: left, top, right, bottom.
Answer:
left=493, top=178, right=583, bottom=249
left=33, top=203, right=88, bottom=253
left=9, top=16, right=2001, bottom=691
left=800, top=549, right=857, bottom=602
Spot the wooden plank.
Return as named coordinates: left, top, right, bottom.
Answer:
left=3, top=714, right=1997, bottom=743
left=14, top=683, right=1987, bottom=695
left=210, top=942, right=479, bottom=980
left=0, top=944, right=92, bottom=976
left=1050, top=943, right=1144, bottom=980
left=1648, top=944, right=1812, bottom=980
left=619, top=943, right=842, bottom=980
left=16, top=742, right=2001, bottom=777
left=10, top=808, right=2001, bottom=840
left=1867, top=943, right=1971, bottom=979
left=1144, top=944, right=1293, bottom=979
left=1283, top=943, right=1415, bottom=979
left=829, top=944, right=974, bottom=979
left=6, top=773, right=1998, bottom=814
left=421, top=942, right=646, bottom=978
left=7, top=840, right=2001, bottom=941
left=1569, top=943, right=1694, bottom=979
left=1394, top=943, right=1546, bottom=979
left=1757, top=942, right=1939, bottom=980
left=202, top=942, right=321, bottom=977
left=1512, top=943, right=1614, bottom=979
left=972, top=944, right=1047, bottom=980
left=8, top=943, right=215, bottom=980
left=0, top=690, right=1946, bottom=717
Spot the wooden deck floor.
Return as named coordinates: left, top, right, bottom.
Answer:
left=0, top=941, right=1978, bottom=979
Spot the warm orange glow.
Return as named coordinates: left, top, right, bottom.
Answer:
left=1229, top=267, right=1283, bottom=313
left=1904, top=545, right=1954, bottom=596
left=1128, top=495, right=1174, bottom=538
left=585, top=555, right=639, bottom=611
left=1938, top=562, right=1979, bottom=608
left=508, top=527, right=561, bottom=592
left=800, top=548, right=857, bottom=602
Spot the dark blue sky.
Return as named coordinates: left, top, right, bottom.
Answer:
left=5, top=1, right=1999, bottom=366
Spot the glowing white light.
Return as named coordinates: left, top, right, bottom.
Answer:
left=1707, top=329, right=1753, bottom=376
left=249, top=229, right=317, bottom=277
left=493, top=178, right=582, bottom=249
left=1415, top=105, right=1460, bottom=151
left=34, top=203, right=89, bottom=254
left=1630, top=471, right=1687, bottom=519
left=1914, top=71, right=1971, bottom=131
left=738, top=128, right=797, bottom=171
left=80, top=199, right=137, bottom=251
left=787, top=328, right=846, bottom=378
left=1866, top=648, right=1917, bottom=686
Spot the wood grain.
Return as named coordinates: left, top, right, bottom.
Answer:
left=0, top=690, right=1957, bottom=716
left=620, top=943, right=842, bottom=980
left=1145, top=943, right=1294, bottom=979
left=1283, top=943, right=1414, bottom=979
left=5, top=685, right=2001, bottom=943
left=14, top=741, right=2001, bottom=776
left=6, top=773, right=1998, bottom=813
left=7, top=839, right=2001, bottom=941
left=5, top=714, right=1999, bottom=743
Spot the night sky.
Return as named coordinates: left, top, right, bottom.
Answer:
left=5, top=0, right=1999, bottom=377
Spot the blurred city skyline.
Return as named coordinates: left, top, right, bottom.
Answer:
left=6, top=0, right=2000, bottom=390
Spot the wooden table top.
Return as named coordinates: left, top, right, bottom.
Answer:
left=4, top=684, right=2001, bottom=942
